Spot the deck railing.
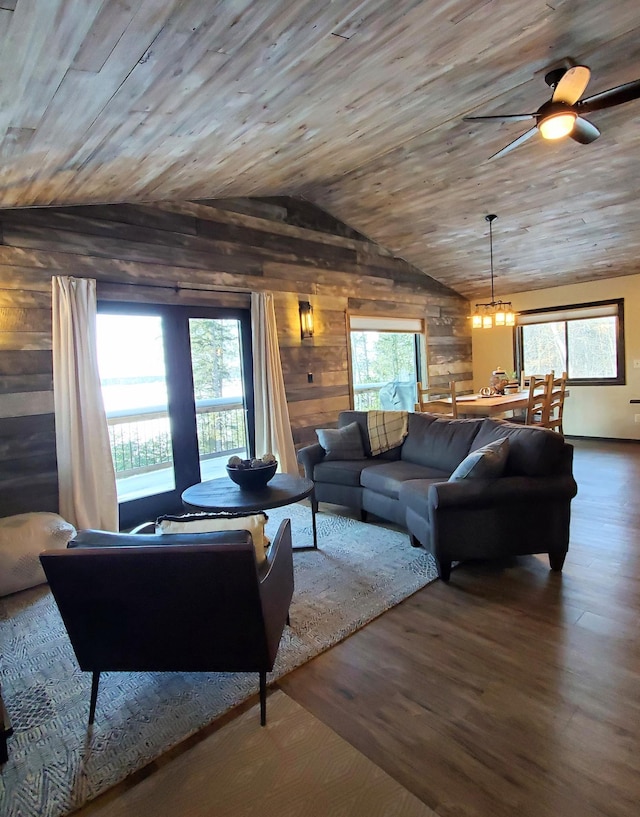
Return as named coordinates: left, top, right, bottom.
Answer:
left=106, top=397, right=246, bottom=477
left=353, top=381, right=417, bottom=412
left=353, top=384, right=382, bottom=411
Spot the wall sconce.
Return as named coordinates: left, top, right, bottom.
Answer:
left=299, top=301, right=314, bottom=339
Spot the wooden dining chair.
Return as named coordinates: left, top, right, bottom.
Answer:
left=520, top=371, right=552, bottom=391
left=524, top=373, right=554, bottom=425
left=415, top=380, right=458, bottom=418
left=543, top=371, right=568, bottom=434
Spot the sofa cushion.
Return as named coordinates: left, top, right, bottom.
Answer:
left=314, top=458, right=375, bottom=488
left=401, top=414, right=483, bottom=472
left=156, top=512, right=269, bottom=564
left=399, top=479, right=447, bottom=515
left=470, top=418, right=566, bottom=477
left=361, top=461, right=450, bottom=500
left=316, top=421, right=365, bottom=461
left=449, top=437, right=509, bottom=481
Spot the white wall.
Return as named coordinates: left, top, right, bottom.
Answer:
left=472, top=273, right=640, bottom=439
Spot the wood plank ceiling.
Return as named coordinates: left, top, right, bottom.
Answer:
left=0, top=0, right=639, bottom=300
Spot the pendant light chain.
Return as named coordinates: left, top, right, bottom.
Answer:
left=470, top=214, right=516, bottom=329
left=488, top=214, right=495, bottom=304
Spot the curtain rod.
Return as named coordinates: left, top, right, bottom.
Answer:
left=94, top=277, right=248, bottom=296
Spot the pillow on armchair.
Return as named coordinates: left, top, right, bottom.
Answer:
left=155, top=512, right=270, bottom=564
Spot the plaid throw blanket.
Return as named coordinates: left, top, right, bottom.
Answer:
left=367, top=410, right=409, bottom=456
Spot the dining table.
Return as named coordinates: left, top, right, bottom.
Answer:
left=433, top=389, right=569, bottom=418
left=452, top=391, right=530, bottom=417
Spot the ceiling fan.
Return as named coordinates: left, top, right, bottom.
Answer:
left=464, top=61, right=640, bottom=160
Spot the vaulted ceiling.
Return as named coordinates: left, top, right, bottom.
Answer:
left=1, top=0, right=639, bottom=300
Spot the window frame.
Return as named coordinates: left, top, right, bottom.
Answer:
left=514, top=298, right=625, bottom=386
left=97, top=300, right=254, bottom=529
left=348, top=315, right=426, bottom=410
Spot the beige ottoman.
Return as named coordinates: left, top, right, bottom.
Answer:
left=0, top=512, right=76, bottom=597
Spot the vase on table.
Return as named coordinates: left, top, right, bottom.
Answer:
left=489, top=367, right=509, bottom=395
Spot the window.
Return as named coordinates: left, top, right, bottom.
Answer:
left=97, top=302, right=253, bottom=528
left=349, top=316, right=424, bottom=410
left=515, top=299, right=625, bottom=386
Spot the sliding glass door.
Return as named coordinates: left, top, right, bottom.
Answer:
left=189, top=317, right=249, bottom=481
left=97, top=303, right=253, bottom=529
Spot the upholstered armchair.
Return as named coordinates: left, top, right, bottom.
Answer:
left=40, top=519, right=293, bottom=726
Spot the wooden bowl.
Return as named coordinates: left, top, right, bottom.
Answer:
left=226, top=461, right=277, bottom=490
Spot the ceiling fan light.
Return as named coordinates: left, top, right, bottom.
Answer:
left=539, top=111, right=576, bottom=140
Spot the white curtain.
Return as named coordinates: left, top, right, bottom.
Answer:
left=52, top=277, right=118, bottom=531
left=251, top=292, right=298, bottom=474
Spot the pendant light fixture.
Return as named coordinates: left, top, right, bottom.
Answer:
left=470, top=214, right=516, bottom=329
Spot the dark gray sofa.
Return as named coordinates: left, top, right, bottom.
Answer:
left=297, top=411, right=578, bottom=581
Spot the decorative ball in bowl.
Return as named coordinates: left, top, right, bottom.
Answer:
left=226, top=454, right=277, bottom=491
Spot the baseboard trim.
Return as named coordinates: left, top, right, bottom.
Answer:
left=565, top=435, right=640, bottom=444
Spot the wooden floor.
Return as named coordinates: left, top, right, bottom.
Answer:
left=76, top=439, right=639, bottom=817
left=280, top=439, right=640, bottom=817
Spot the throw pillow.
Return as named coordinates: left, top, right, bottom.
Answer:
left=316, top=422, right=365, bottom=461
left=448, top=437, right=510, bottom=481
left=0, top=512, right=77, bottom=596
left=155, top=512, right=270, bottom=564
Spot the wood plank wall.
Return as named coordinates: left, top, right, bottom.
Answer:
left=0, top=197, right=471, bottom=517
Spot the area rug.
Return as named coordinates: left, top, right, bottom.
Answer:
left=83, top=690, right=437, bottom=817
left=0, top=504, right=438, bottom=817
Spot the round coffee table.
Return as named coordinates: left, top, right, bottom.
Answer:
left=181, top=473, right=317, bottom=550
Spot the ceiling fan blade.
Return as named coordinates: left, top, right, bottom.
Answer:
left=488, top=127, right=538, bottom=161
left=570, top=116, right=601, bottom=144
left=552, top=65, right=591, bottom=104
left=464, top=114, right=535, bottom=123
left=578, top=78, right=640, bottom=113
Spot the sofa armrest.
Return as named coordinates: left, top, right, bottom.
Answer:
left=428, top=474, right=578, bottom=511
left=297, top=443, right=325, bottom=478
